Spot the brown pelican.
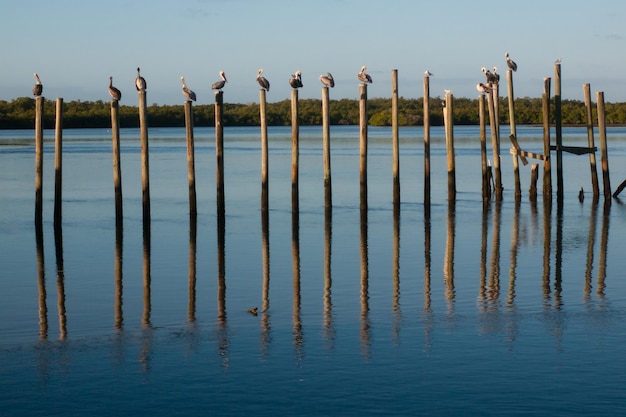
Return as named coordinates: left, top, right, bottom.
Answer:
left=482, top=67, right=497, bottom=84
left=211, top=71, right=228, bottom=91
left=289, top=71, right=303, bottom=89
left=505, top=52, right=518, bottom=72
left=180, top=76, right=196, bottom=101
left=492, top=66, right=500, bottom=84
left=357, top=65, right=372, bottom=83
left=256, top=68, right=270, bottom=91
left=108, top=76, right=122, bottom=101
left=32, top=73, right=43, bottom=97
left=424, top=70, right=433, bottom=77
left=135, top=67, right=147, bottom=91
left=555, top=57, right=562, bottom=64
left=319, top=72, right=334, bottom=88
left=476, top=83, right=491, bottom=94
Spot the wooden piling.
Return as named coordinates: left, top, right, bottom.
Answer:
left=443, top=91, right=456, bottom=199
left=423, top=75, right=431, bottom=210
left=596, top=91, right=612, bottom=199
left=479, top=94, right=490, bottom=201
left=322, top=86, right=332, bottom=207
left=34, top=96, right=44, bottom=226
left=542, top=78, right=552, bottom=198
left=507, top=70, right=521, bottom=200
left=184, top=100, right=197, bottom=217
left=291, top=89, right=299, bottom=211
left=583, top=84, right=600, bottom=199
left=54, top=98, right=63, bottom=229
left=110, top=99, right=123, bottom=223
left=359, top=83, right=368, bottom=205
left=391, top=69, right=400, bottom=206
left=487, top=88, right=502, bottom=200
left=138, top=90, right=150, bottom=224
left=554, top=63, right=563, bottom=200
left=260, top=89, right=269, bottom=209
left=215, top=91, right=225, bottom=214
left=529, top=163, right=539, bottom=202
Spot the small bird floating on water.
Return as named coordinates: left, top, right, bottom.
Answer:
left=135, top=67, right=147, bottom=92
left=579, top=187, right=584, bottom=202
left=180, top=76, right=196, bottom=101
left=289, top=70, right=303, bottom=89
left=256, top=68, right=270, bottom=91
left=246, top=307, right=258, bottom=316
left=32, top=73, right=43, bottom=97
left=357, top=65, right=372, bottom=83
left=211, top=71, right=228, bottom=91
left=505, top=52, right=518, bottom=72
left=108, top=76, right=122, bottom=101
left=319, top=72, right=335, bottom=88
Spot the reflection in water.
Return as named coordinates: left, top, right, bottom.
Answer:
left=508, top=202, right=520, bottom=307
left=36, top=222, right=48, bottom=339
left=292, top=207, right=304, bottom=362
left=360, top=200, right=370, bottom=361
left=584, top=201, right=598, bottom=301
left=188, top=215, right=197, bottom=322
left=142, top=222, right=151, bottom=327
left=392, top=203, right=401, bottom=346
left=114, top=221, right=123, bottom=329
left=323, top=206, right=334, bottom=349
left=54, top=225, right=67, bottom=339
left=260, top=205, right=271, bottom=359
left=443, top=200, right=456, bottom=313
left=216, top=205, right=229, bottom=369
left=542, top=199, right=552, bottom=304
left=422, top=210, right=433, bottom=352
left=479, top=204, right=489, bottom=304
left=554, top=203, right=564, bottom=309
left=488, top=201, right=502, bottom=305
left=597, top=201, right=611, bottom=297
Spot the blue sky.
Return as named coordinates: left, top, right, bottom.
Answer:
left=2, top=0, right=625, bottom=105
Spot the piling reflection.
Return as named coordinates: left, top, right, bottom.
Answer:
left=360, top=200, right=370, bottom=360
left=260, top=205, right=271, bottom=358
left=188, top=215, right=197, bottom=323
left=422, top=209, right=433, bottom=352
left=542, top=198, right=552, bottom=304
left=392, top=203, right=401, bottom=346
left=292, top=206, right=304, bottom=362
left=142, top=221, right=151, bottom=327
left=323, top=206, right=334, bottom=349
left=597, top=201, right=611, bottom=297
left=36, top=222, right=48, bottom=339
left=114, top=221, right=123, bottom=329
left=216, top=205, right=229, bottom=369
left=54, top=224, right=67, bottom=339
left=507, top=201, right=520, bottom=307
left=443, top=200, right=456, bottom=313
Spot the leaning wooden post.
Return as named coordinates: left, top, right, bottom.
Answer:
left=443, top=90, right=456, bottom=200
left=554, top=62, right=563, bottom=201
left=34, top=96, right=44, bottom=226
left=542, top=77, right=552, bottom=198
left=322, top=86, right=332, bottom=207
left=110, top=98, right=123, bottom=224
left=507, top=70, right=521, bottom=200
left=391, top=69, right=400, bottom=206
left=479, top=94, right=490, bottom=201
left=138, top=89, right=150, bottom=224
left=487, top=87, right=502, bottom=200
left=423, top=75, right=431, bottom=210
left=215, top=91, right=225, bottom=215
left=184, top=100, right=197, bottom=217
left=596, top=91, right=612, bottom=200
left=359, top=83, right=368, bottom=206
left=260, top=89, right=269, bottom=210
left=583, top=84, right=600, bottom=199
left=54, top=98, right=63, bottom=229
left=291, top=89, right=299, bottom=212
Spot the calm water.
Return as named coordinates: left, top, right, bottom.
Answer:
left=1, top=125, right=626, bottom=416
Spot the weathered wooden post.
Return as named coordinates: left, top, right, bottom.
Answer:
left=184, top=100, right=197, bottom=218
left=479, top=94, right=490, bottom=202
left=487, top=86, right=503, bottom=200
left=554, top=62, right=563, bottom=200
left=138, top=89, right=150, bottom=224
left=507, top=70, right=521, bottom=200
left=110, top=98, right=123, bottom=224
left=542, top=78, right=552, bottom=198
left=583, top=84, right=600, bottom=199
left=291, top=89, right=299, bottom=212
left=596, top=91, right=612, bottom=200
left=529, top=163, right=539, bottom=202
left=215, top=91, right=225, bottom=215
left=34, top=96, right=44, bottom=226
left=359, top=83, right=368, bottom=207
left=322, top=86, right=332, bottom=207
left=391, top=69, right=400, bottom=206
left=423, top=74, right=431, bottom=210
left=443, top=90, right=456, bottom=200
left=54, top=98, right=63, bottom=229
left=260, top=89, right=269, bottom=210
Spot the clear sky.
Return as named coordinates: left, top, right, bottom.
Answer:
left=2, top=0, right=625, bottom=105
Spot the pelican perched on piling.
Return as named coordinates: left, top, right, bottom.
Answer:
left=424, top=70, right=433, bottom=77
left=211, top=71, right=228, bottom=91
left=492, top=67, right=500, bottom=84
left=319, top=72, right=334, bottom=88
left=357, top=66, right=372, bottom=83
left=108, top=76, right=122, bottom=101
left=482, top=67, right=497, bottom=84
left=476, top=83, right=491, bottom=94
left=256, top=68, right=270, bottom=91
left=505, top=52, right=518, bottom=72
left=289, top=71, right=303, bottom=89
left=180, top=76, right=196, bottom=101
left=135, top=67, right=147, bottom=92
left=32, top=73, right=42, bottom=97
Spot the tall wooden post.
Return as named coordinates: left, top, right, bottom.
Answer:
left=34, top=96, right=44, bottom=226
left=443, top=91, right=456, bottom=200
left=54, top=98, right=63, bottom=229
left=215, top=91, right=225, bottom=215
left=583, top=84, right=600, bottom=199
left=138, top=89, right=150, bottom=224
left=184, top=100, right=197, bottom=217
left=554, top=63, right=563, bottom=200
left=391, top=69, right=400, bottom=206
left=507, top=70, right=521, bottom=200
left=322, top=87, right=332, bottom=207
left=487, top=87, right=502, bottom=200
left=423, top=76, right=431, bottom=210
left=359, top=84, right=368, bottom=207
left=291, top=89, right=299, bottom=212
left=596, top=91, right=612, bottom=200
left=260, top=89, right=269, bottom=210
left=110, top=99, right=123, bottom=224
left=542, top=78, right=552, bottom=198
left=479, top=94, right=490, bottom=201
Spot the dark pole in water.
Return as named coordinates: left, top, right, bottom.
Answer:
left=184, top=101, right=197, bottom=218
left=359, top=83, right=368, bottom=207
left=479, top=94, right=490, bottom=202
left=291, top=89, right=299, bottom=212
left=542, top=78, right=552, bottom=198
left=138, top=89, right=150, bottom=224
left=507, top=70, right=521, bottom=201
left=260, top=89, right=269, bottom=210
left=322, top=86, right=332, bottom=207
left=34, top=96, right=44, bottom=227
left=487, top=87, right=502, bottom=200
left=54, top=98, right=63, bottom=229
left=583, top=84, right=600, bottom=200
left=423, top=75, right=431, bottom=211
left=391, top=69, right=400, bottom=207
left=443, top=90, right=456, bottom=200
left=215, top=91, right=225, bottom=216
left=596, top=91, right=612, bottom=200
left=110, top=98, right=123, bottom=224
left=554, top=62, right=563, bottom=201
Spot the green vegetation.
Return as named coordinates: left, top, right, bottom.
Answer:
left=2, top=96, right=626, bottom=129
